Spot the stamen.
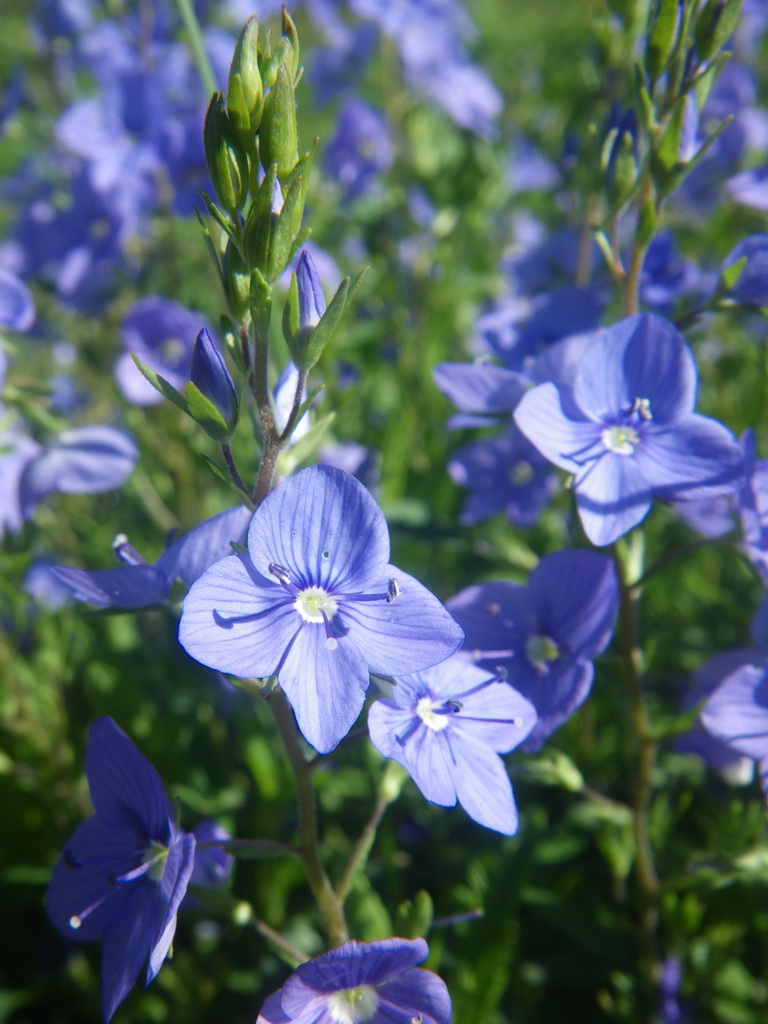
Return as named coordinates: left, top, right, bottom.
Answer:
left=387, top=578, right=401, bottom=603
left=268, top=563, right=293, bottom=586
left=112, top=534, right=147, bottom=566
left=68, top=891, right=112, bottom=929
left=631, top=396, right=652, bottom=420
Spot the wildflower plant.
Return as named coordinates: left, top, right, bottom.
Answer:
left=5, top=0, right=768, bottom=1022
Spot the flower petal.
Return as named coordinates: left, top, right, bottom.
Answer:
left=51, top=565, right=170, bottom=609
left=573, top=314, right=696, bottom=423
left=279, top=625, right=371, bottom=753
left=247, top=465, right=390, bottom=591
left=378, top=969, right=452, bottom=1024
left=635, top=416, right=743, bottom=499
left=86, top=717, right=173, bottom=841
left=701, top=663, right=768, bottom=761
left=514, top=382, right=603, bottom=471
left=100, top=885, right=157, bottom=1022
left=146, top=833, right=196, bottom=982
left=157, top=505, right=252, bottom=587
left=574, top=453, right=652, bottom=546
left=447, top=732, right=519, bottom=834
left=178, top=554, right=298, bottom=678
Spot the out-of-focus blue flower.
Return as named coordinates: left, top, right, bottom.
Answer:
left=640, top=232, right=705, bottom=314
left=514, top=314, right=744, bottom=546
left=368, top=657, right=535, bottom=834
left=324, top=99, right=393, bottom=201
left=188, top=820, right=233, bottom=890
left=447, top=550, right=619, bottom=751
left=448, top=424, right=557, bottom=526
left=433, top=360, right=528, bottom=429
left=19, top=424, right=137, bottom=520
left=53, top=505, right=252, bottom=610
left=256, top=937, right=451, bottom=1024
left=738, top=429, right=768, bottom=583
left=0, top=267, right=35, bottom=330
left=507, top=137, right=560, bottom=193
left=179, top=465, right=464, bottom=754
left=46, top=717, right=196, bottom=1022
left=115, top=296, right=206, bottom=405
left=701, top=661, right=768, bottom=800
left=721, top=234, right=768, bottom=306
left=0, top=428, right=41, bottom=539
left=24, top=558, right=73, bottom=610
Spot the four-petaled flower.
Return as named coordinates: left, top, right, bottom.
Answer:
left=255, top=937, right=452, bottom=1024
left=179, top=465, right=464, bottom=754
left=447, top=549, right=619, bottom=751
left=46, top=717, right=196, bottom=1022
left=514, top=313, right=743, bottom=546
left=368, top=657, right=536, bottom=834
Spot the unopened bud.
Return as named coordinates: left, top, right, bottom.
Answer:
left=296, top=249, right=326, bottom=345
left=186, top=328, right=238, bottom=441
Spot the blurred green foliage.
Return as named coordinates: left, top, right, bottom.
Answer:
left=3, top=1, right=768, bottom=1023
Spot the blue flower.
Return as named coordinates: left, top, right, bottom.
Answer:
left=514, top=313, right=744, bottom=546
left=447, top=424, right=557, bottom=527
left=53, top=505, right=251, bottom=609
left=179, top=465, right=464, bottom=753
left=701, top=662, right=768, bottom=800
left=255, top=937, right=451, bottom=1024
left=368, top=657, right=536, bottom=834
left=0, top=266, right=35, bottom=331
left=47, top=717, right=196, bottom=1022
left=447, top=550, right=619, bottom=751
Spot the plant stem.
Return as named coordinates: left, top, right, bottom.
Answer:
left=220, top=443, right=255, bottom=505
left=173, top=0, right=217, bottom=95
left=252, top=917, right=309, bottom=964
left=267, top=687, right=348, bottom=947
left=611, top=545, right=660, bottom=1019
left=336, top=793, right=389, bottom=903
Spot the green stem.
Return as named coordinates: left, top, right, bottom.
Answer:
left=611, top=544, right=660, bottom=1019
left=335, top=793, right=389, bottom=903
left=250, top=323, right=281, bottom=508
left=174, top=0, right=217, bottom=95
left=220, top=443, right=255, bottom=505
left=267, top=687, right=348, bottom=947
left=252, top=916, right=310, bottom=964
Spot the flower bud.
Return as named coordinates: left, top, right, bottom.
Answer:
left=203, top=93, right=249, bottom=215
left=296, top=249, right=326, bottom=346
left=259, top=64, right=299, bottom=179
left=695, top=0, right=743, bottom=63
left=602, top=110, right=638, bottom=209
left=185, top=328, right=239, bottom=442
left=227, top=17, right=264, bottom=141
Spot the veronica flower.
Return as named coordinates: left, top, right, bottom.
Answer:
left=0, top=266, right=35, bottom=331
left=256, top=937, right=451, bottom=1024
left=368, top=657, right=536, bottom=834
left=447, top=549, right=619, bottom=751
left=179, top=465, right=464, bottom=753
left=47, top=717, right=196, bottom=1022
left=53, top=505, right=251, bottom=609
left=701, top=662, right=768, bottom=799
left=514, top=313, right=743, bottom=546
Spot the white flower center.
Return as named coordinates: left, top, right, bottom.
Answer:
left=509, top=460, right=534, bottom=485
left=601, top=424, right=640, bottom=455
left=525, top=634, right=560, bottom=674
left=327, top=985, right=380, bottom=1024
left=294, top=586, right=338, bottom=623
left=416, top=696, right=450, bottom=732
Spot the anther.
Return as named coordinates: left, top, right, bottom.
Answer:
left=268, top=563, right=293, bottom=585
left=387, top=578, right=401, bottom=603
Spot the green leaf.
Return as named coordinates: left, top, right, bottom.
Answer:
left=131, top=354, right=189, bottom=413
left=183, top=381, right=233, bottom=442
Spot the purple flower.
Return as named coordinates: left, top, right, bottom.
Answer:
left=53, top=505, right=252, bottom=609
left=18, top=424, right=138, bottom=521
left=701, top=662, right=768, bottom=799
left=447, top=424, right=557, bottom=526
left=738, top=429, right=768, bottom=583
left=179, top=465, right=464, bottom=753
left=432, top=361, right=528, bottom=429
left=514, top=314, right=744, bottom=546
left=296, top=249, right=327, bottom=346
left=324, top=99, right=393, bottom=201
left=47, top=717, right=196, bottom=1022
left=368, top=657, right=536, bottom=834
left=0, top=267, right=35, bottom=331
left=721, top=234, right=768, bottom=306
left=255, top=937, right=451, bottom=1024
left=447, top=550, right=619, bottom=751
left=115, top=296, right=206, bottom=406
